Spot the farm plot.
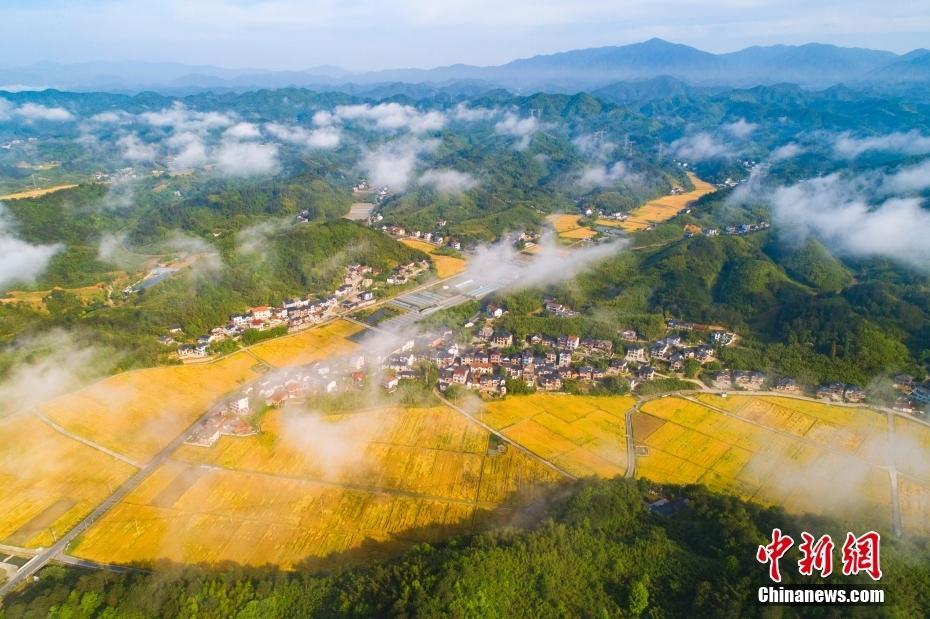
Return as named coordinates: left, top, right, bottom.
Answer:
left=247, top=319, right=362, bottom=367
left=634, top=397, right=892, bottom=527
left=480, top=394, right=636, bottom=478
left=597, top=172, right=715, bottom=231
left=38, top=352, right=260, bottom=463
left=547, top=214, right=597, bottom=241
left=72, top=403, right=561, bottom=569
left=0, top=412, right=135, bottom=548
left=0, top=183, right=79, bottom=201
left=400, top=238, right=466, bottom=278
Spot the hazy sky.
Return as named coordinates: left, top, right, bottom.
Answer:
left=2, top=0, right=929, bottom=71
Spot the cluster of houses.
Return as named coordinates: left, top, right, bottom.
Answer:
left=696, top=221, right=771, bottom=238
left=186, top=395, right=257, bottom=447
left=380, top=224, right=464, bottom=252
left=890, top=375, right=930, bottom=414
left=387, top=260, right=430, bottom=285
left=814, top=382, right=867, bottom=403
left=177, top=264, right=379, bottom=359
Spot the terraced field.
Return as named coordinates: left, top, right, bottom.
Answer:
left=547, top=214, right=598, bottom=241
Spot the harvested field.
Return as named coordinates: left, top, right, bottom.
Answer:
left=247, top=319, right=362, bottom=367
left=547, top=214, right=597, bottom=241
left=597, top=172, right=715, bottom=231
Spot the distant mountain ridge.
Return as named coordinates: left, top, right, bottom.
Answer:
left=1, top=38, right=926, bottom=94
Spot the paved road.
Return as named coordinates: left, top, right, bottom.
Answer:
left=32, top=410, right=143, bottom=468
left=624, top=406, right=636, bottom=479
left=0, top=409, right=209, bottom=600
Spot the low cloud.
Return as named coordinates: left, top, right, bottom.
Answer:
left=224, top=122, right=262, bottom=140
left=724, top=118, right=757, bottom=139
left=878, top=159, right=930, bottom=195
left=0, top=203, right=61, bottom=289
left=335, top=103, right=445, bottom=133
left=494, top=113, right=539, bottom=150
left=770, top=142, right=803, bottom=161
left=13, top=102, right=74, bottom=122
left=360, top=138, right=438, bottom=190
left=418, top=168, right=478, bottom=194
left=573, top=133, right=616, bottom=160
left=452, top=103, right=499, bottom=122
left=462, top=232, right=630, bottom=292
left=577, top=161, right=639, bottom=189
left=235, top=218, right=289, bottom=259
left=140, top=102, right=234, bottom=133
left=214, top=140, right=280, bottom=176
left=117, top=133, right=158, bottom=162
left=767, top=173, right=930, bottom=270
left=265, top=122, right=341, bottom=149
left=166, top=131, right=209, bottom=171
left=670, top=132, right=731, bottom=161
left=834, top=130, right=930, bottom=158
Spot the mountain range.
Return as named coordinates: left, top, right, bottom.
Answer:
left=2, top=38, right=929, bottom=95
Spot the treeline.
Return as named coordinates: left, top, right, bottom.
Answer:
left=4, top=478, right=929, bottom=618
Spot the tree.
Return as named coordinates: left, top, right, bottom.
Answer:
left=628, top=578, right=649, bottom=616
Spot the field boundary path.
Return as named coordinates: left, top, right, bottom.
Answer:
left=32, top=410, right=143, bottom=468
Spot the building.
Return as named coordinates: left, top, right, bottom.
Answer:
left=625, top=346, right=649, bottom=364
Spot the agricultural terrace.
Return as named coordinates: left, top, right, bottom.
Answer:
left=38, top=352, right=261, bottom=463
left=71, top=404, right=561, bottom=569
left=400, top=238, right=467, bottom=278
left=598, top=172, right=716, bottom=231
left=634, top=395, right=892, bottom=528
left=480, top=394, right=636, bottom=478
left=0, top=183, right=79, bottom=201
left=247, top=319, right=362, bottom=368
left=0, top=412, right=135, bottom=548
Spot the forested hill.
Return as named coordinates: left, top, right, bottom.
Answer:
left=3, top=479, right=929, bottom=617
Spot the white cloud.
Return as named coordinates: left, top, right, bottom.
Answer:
left=265, top=122, right=341, bottom=149
left=671, top=132, right=731, bottom=161
left=214, top=140, right=280, bottom=176
left=834, top=131, right=930, bottom=158
left=140, top=102, right=233, bottom=132
left=878, top=159, right=930, bottom=195
left=88, top=111, right=129, bottom=124
left=452, top=103, right=499, bottom=122
left=768, top=173, right=930, bottom=270
left=117, top=133, right=158, bottom=162
left=770, top=142, right=803, bottom=161
left=418, top=168, right=478, bottom=193
left=223, top=121, right=262, bottom=140
left=577, top=161, right=639, bottom=189
left=573, top=133, right=616, bottom=160
left=724, top=118, right=757, bottom=139
left=0, top=203, right=61, bottom=288
left=8, top=102, right=74, bottom=122
left=494, top=113, right=539, bottom=150
left=312, top=110, right=336, bottom=126
left=360, top=138, right=438, bottom=189
left=0, top=98, right=14, bottom=120
left=335, top=103, right=445, bottom=133
left=166, top=131, right=209, bottom=170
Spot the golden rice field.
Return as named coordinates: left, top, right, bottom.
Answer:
left=480, top=393, right=636, bottom=478
left=634, top=396, right=892, bottom=527
left=400, top=238, right=467, bottom=279
left=892, top=415, right=930, bottom=536
left=0, top=412, right=135, bottom=548
left=71, top=403, right=562, bottom=568
left=598, top=172, right=715, bottom=231
left=247, top=319, right=362, bottom=367
left=547, top=214, right=597, bottom=241
left=0, top=183, right=79, bottom=201
left=38, top=352, right=261, bottom=463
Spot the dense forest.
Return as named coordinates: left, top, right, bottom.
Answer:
left=3, top=478, right=927, bottom=618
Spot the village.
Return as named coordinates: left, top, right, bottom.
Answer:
left=175, top=260, right=429, bottom=359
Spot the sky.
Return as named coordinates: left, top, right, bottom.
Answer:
left=1, top=0, right=929, bottom=72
